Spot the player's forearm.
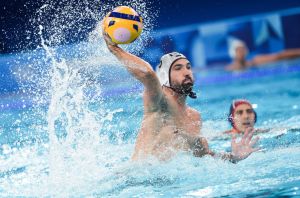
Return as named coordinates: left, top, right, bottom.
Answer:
left=221, top=152, right=239, bottom=164
left=107, top=44, right=154, bottom=80
left=211, top=152, right=239, bottom=164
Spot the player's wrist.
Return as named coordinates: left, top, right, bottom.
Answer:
left=229, top=152, right=239, bottom=164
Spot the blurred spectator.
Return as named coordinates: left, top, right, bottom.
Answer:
left=226, top=39, right=300, bottom=71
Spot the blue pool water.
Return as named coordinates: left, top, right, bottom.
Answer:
left=1, top=2, right=300, bottom=197
left=1, top=49, right=300, bottom=197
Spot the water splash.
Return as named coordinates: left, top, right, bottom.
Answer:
left=1, top=0, right=157, bottom=196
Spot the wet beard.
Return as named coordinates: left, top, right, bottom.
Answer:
left=181, top=82, right=194, bottom=95
left=171, top=82, right=195, bottom=97
left=169, top=76, right=197, bottom=99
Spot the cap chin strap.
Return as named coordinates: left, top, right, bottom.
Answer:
left=166, top=85, right=197, bottom=99
left=188, top=91, right=197, bottom=99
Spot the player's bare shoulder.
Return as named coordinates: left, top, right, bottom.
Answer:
left=186, top=107, right=202, bottom=128
left=187, top=107, right=201, bottom=119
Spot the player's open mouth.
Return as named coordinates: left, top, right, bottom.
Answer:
left=242, top=122, right=251, bottom=126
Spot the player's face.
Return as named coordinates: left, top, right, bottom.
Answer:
left=235, top=46, right=247, bottom=61
left=170, top=59, right=194, bottom=94
left=233, top=104, right=255, bottom=132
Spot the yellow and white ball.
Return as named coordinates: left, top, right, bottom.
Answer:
left=103, top=6, right=143, bottom=44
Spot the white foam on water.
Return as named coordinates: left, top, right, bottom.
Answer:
left=0, top=0, right=158, bottom=196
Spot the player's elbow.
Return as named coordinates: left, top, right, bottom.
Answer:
left=139, top=64, right=156, bottom=80
left=135, top=68, right=158, bottom=86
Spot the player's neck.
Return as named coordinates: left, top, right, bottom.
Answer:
left=231, top=128, right=242, bottom=134
left=164, top=87, right=187, bottom=106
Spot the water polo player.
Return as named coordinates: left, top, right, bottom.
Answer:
left=102, top=20, right=259, bottom=162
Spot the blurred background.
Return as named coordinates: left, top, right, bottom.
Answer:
left=1, top=0, right=300, bottom=94
left=2, top=1, right=300, bottom=51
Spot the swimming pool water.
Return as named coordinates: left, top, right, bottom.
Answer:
left=1, top=1, right=300, bottom=194
left=1, top=52, right=300, bottom=197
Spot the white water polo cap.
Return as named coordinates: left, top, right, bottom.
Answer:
left=228, top=39, right=248, bottom=59
left=156, top=52, right=187, bottom=87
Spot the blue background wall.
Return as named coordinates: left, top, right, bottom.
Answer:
left=1, top=7, right=300, bottom=94
left=141, top=8, right=300, bottom=69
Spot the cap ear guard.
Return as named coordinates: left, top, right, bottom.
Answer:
left=156, top=60, right=168, bottom=86
left=228, top=104, right=234, bottom=127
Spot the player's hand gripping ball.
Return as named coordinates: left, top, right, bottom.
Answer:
left=103, top=6, right=143, bottom=44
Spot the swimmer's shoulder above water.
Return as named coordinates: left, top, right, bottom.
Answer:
left=226, top=39, right=300, bottom=71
